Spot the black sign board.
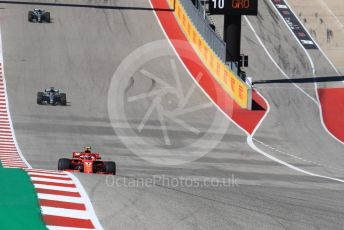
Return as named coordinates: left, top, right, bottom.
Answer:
left=271, top=0, right=317, bottom=49
left=209, top=0, right=258, bottom=15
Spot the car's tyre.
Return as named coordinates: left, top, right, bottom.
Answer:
left=104, top=161, right=116, bottom=175
left=37, top=92, right=43, bottom=105
left=43, top=12, right=50, bottom=23
left=92, top=161, right=102, bottom=174
left=58, top=158, right=71, bottom=171
left=60, top=93, right=67, bottom=105
left=28, top=11, right=33, bottom=22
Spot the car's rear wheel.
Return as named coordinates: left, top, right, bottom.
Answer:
left=58, top=158, right=71, bottom=171
left=104, top=161, right=116, bottom=175
left=60, top=93, right=67, bottom=105
left=28, top=11, right=33, bottom=22
left=37, top=92, right=43, bottom=105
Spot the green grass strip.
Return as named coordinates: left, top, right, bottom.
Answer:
left=0, top=168, right=47, bottom=229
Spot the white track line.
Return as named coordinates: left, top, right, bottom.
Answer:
left=248, top=136, right=344, bottom=183
left=28, top=172, right=70, bottom=178
left=66, top=172, right=104, bottom=230
left=1, top=160, right=25, bottom=164
left=0, top=157, right=22, bottom=160
left=38, top=193, right=85, bottom=204
left=244, top=17, right=318, bottom=104
left=47, top=226, right=95, bottom=230
left=244, top=16, right=344, bottom=182
left=284, top=0, right=342, bottom=77
left=27, top=169, right=66, bottom=174
left=29, top=177, right=74, bottom=184
left=41, top=207, right=91, bottom=220
left=279, top=0, right=344, bottom=145
left=33, top=184, right=78, bottom=192
left=245, top=1, right=344, bottom=177
left=29, top=171, right=103, bottom=229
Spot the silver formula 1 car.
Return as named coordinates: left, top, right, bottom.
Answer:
left=37, top=87, right=67, bottom=106
left=28, top=9, right=51, bottom=23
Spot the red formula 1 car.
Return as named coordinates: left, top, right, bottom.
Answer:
left=58, top=147, right=116, bottom=174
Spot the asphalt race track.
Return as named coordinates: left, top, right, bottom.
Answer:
left=1, top=0, right=344, bottom=229
left=242, top=0, right=344, bottom=178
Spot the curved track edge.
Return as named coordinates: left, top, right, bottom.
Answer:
left=150, top=0, right=267, bottom=134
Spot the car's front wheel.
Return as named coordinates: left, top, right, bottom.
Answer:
left=28, top=11, right=33, bottom=22
left=37, top=92, right=43, bottom=105
left=58, top=158, right=71, bottom=171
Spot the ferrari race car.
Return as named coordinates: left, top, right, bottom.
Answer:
left=58, top=147, right=116, bottom=175
left=37, top=87, right=67, bottom=105
left=28, top=9, right=51, bottom=23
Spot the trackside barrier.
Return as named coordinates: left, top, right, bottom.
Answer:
left=167, top=0, right=252, bottom=109
left=181, top=0, right=226, bottom=61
